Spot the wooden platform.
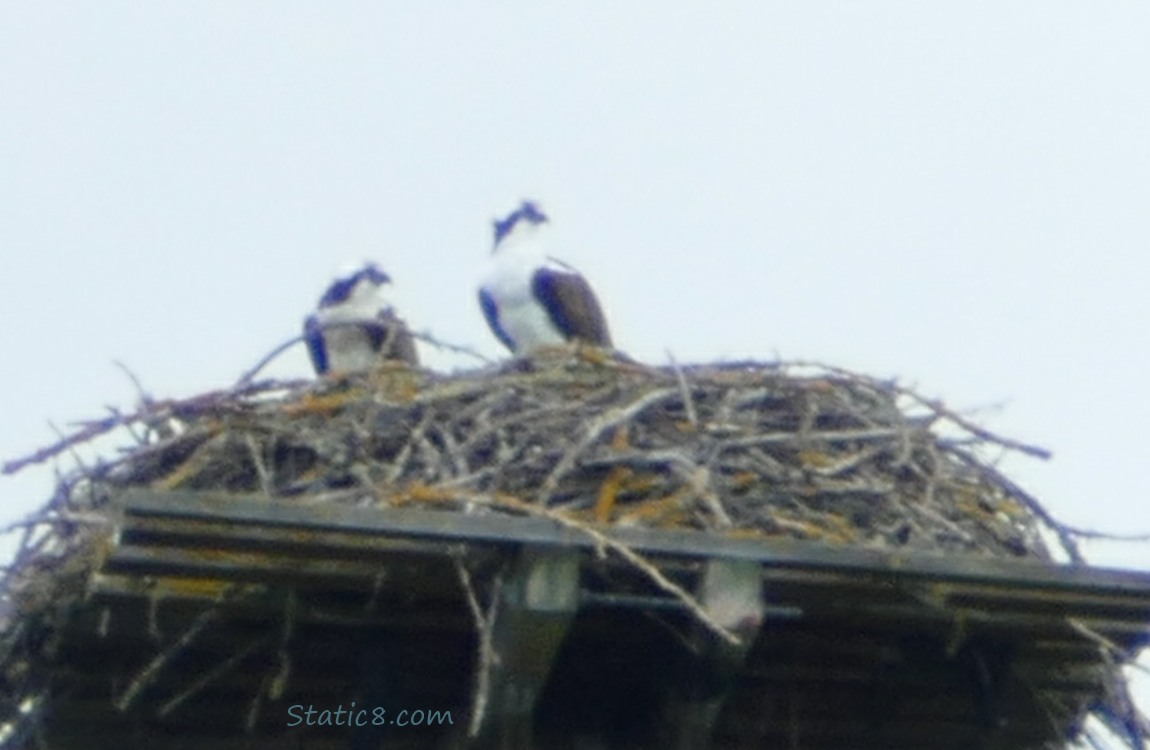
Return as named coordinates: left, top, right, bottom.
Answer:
left=36, top=489, right=1150, bottom=749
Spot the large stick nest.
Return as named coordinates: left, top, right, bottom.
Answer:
left=0, top=355, right=1129, bottom=747
left=59, top=359, right=1062, bottom=553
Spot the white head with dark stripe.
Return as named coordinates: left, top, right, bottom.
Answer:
left=492, top=200, right=550, bottom=254
left=304, top=263, right=418, bottom=375
left=315, top=263, right=393, bottom=320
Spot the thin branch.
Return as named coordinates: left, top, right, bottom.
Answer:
left=455, top=558, right=503, bottom=738
left=0, top=511, right=109, bottom=536
left=1067, top=619, right=1150, bottom=677
left=412, top=329, right=494, bottom=365
left=8, top=418, right=109, bottom=475
left=233, top=334, right=308, bottom=388
left=683, top=465, right=733, bottom=530
left=719, top=426, right=910, bottom=450
left=47, top=420, right=91, bottom=474
left=780, top=359, right=1052, bottom=460
left=116, top=608, right=221, bottom=711
left=158, top=636, right=271, bottom=717
left=667, top=351, right=698, bottom=428
left=3, top=378, right=305, bottom=475
left=491, top=492, right=741, bottom=646
left=949, top=446, right=1083, bottom=563
left=113, top=360, right=153, bottom=404
left=537, top=388, right=678, bottom=505
left=1063, top=527, right=1150, bottom=543
left=267, top=588, right=297, bottom=701
left=246, top=675, right=268, bottom=733
left=385, top=410, right=435, bottom=484
left=244, top=433, right=274, bottom=496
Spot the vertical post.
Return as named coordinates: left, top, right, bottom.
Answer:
left=475, top=547, right=580, bottom=750
left=659, top=558, right=765, bottom=750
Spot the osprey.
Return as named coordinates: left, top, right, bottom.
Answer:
left=478, top=200, right=612, bottom=354
left=303, top=264, right=418, bottom=375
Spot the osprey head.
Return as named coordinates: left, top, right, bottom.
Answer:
left=492, top=200, right=549, bottom=249
left=318, top=263, right=392, bottom=309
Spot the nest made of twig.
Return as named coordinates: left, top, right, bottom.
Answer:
left=56, top=358, right=1062, bottom=557
left=0, top=355, right=1091, bottom=747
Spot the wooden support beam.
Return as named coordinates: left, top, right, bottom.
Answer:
left=658, top=559, right=766, bottom=750
left=475, top=547, right=580, bottom=750
left=116, top=489, right=1150, bottom=604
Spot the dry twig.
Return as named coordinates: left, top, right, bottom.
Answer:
left=455, top=557, right=503, bottom=738
left=116, top=608, right=221, bottom=712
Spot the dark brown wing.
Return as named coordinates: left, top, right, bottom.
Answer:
left=369, top=310, right=419, bottom=365
left=531, top=268, right=612, bottom=347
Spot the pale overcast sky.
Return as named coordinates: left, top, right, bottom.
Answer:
left=2, top=4, right=1149, bottom=728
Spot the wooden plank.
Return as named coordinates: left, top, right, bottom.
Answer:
left=106, top=489, right=1150, bottom=655
left=84, top=576, right=472, bottom=633
left=121, top=511, right=493, bottom=561
left=105, top=544, right=393, bottom=586
left=103, top=540, right=1146, bottom=643
left=116, top=489, right=1150, bottom=601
